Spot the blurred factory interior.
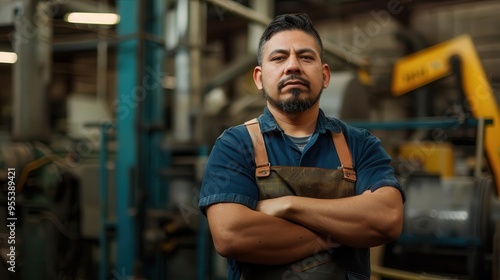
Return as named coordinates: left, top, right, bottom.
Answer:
left=1, top=0, right=500, bottom=279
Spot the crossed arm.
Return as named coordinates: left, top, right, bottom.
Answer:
left=206, top=186, right=404, bottom=265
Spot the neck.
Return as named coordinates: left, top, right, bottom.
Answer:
left=268, top=103, right=319, bottom=137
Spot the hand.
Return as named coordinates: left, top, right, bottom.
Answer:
left=257, top=197, right=343, bottom=249
left=258, top=191, right=372, bottom=217
left=256, top=196, right=293, bottom=218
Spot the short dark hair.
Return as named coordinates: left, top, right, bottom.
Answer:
left=257, top=13, right=324, bottom=65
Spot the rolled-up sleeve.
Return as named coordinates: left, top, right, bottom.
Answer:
left=351, top=129, right=406, bottom=202
left=198, top=126, right=259, bottom=215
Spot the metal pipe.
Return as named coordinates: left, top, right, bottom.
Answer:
left=207, top=0, right=270, bottom=26
left=202, top=55, right=257, bottom=95
left=492, top=197, right=500, bottom=222
left=12, top=0, right=51, bottom=142
left=247, top=0, right=273, bottom=53
left=191, top=0, right=205, bottom=144
left=475, top=118, right=485, bottom=178
left=115, top=0, right=140, bottom=274
left=174, top=0, right=192, bottom=142
left=371, top=265, right=452, bottom=280
left=96, top=0, right=109, bottom=102
left=99, top=122, right=112, bottom=280
left=205, top=0, right=370, bottom=69
left=135, top=0, right=146, bottom=277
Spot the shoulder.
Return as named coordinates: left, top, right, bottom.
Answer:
left=321, top=116, right=384, bottom=159
left=212, top=123, right=254, bottom=156
left=217, top=123, right=250, bottom=141
left=322, top=114, right=374, bottom=141
left=206, top=123, right=256, bottom=172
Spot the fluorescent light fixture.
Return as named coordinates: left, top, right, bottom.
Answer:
left=65, top=12, right=120, bottom=25
left=0, top=51, right=17, bottom=64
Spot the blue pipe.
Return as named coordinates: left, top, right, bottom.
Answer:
left=99, top=122, right=113, bottom=280
left=116, top=0, right=139, bottom=275
left=115, top=0, right=166, bottom=277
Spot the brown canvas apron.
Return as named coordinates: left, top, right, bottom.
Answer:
left=240, top=119, right=368, bottom=280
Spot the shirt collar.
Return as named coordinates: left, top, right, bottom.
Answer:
left=258, top=107, right=342, bottom=134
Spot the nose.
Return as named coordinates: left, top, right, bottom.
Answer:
left=284, top=56, right=302, bottom=75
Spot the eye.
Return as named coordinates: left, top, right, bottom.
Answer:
left=271, top=56, right=285, bottom=61
left=300, top=55, right=314, bottom=60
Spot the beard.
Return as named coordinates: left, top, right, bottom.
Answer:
left=263, top=75, right=323, bottom=113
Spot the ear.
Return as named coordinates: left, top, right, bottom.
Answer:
left=322, top=63, right=331, bottom=89
left=253, top=66, right=263, bottom=90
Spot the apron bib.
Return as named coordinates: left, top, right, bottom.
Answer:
left=240, top=119, right=369, bottom=280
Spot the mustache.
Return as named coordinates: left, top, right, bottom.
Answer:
left=277, top=75, right=310, bottom=90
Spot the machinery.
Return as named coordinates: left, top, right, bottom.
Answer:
left=375, top=34, right=500, bottom=279
left=392, top=34, right=500, bottom=194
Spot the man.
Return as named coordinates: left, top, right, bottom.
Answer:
left=198, top=13, right=405, bottom=280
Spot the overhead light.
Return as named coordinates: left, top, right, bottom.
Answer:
left=0, top=52, right=17, bottom=64
left=65, top=12, right=120, bottom=25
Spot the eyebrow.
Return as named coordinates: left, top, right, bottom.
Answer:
left=267, top=48, right=318, bottom=59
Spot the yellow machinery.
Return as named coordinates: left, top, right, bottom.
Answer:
left=380, top=34, right=500, bottom=279
left=391, top=34, right=500, bottom=196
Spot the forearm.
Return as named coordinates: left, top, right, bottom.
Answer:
left=207, top=203, right=336, bottom=265
left=260, top=187, right=404, bottom=248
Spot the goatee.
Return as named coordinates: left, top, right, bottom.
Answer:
left=263, top=88, right=322, bottom=113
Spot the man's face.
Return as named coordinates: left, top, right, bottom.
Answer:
left=253, top=30, right=330, bottom=113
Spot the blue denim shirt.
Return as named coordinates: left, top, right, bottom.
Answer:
left=198, top=107, right=405, bottom=279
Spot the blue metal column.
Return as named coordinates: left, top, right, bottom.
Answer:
left=115, top=0, right=139, bottom=276
left=115, top=0, right=166, bottom=278
left=141, top=0, right=167, bottom=278
left=142, top=0, right=166, bottom=216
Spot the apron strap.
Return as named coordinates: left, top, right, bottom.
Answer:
left=332, top=132, right=357, bottom=183
left=245, top=118, right=357, bottom=182
left=245, top=118, right=271, bottom=177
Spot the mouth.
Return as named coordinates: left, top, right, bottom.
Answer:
left=278, top=75, right=310, bottom=91
left=283, top=80, right=305, bottom=87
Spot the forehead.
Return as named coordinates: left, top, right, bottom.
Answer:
left=263, top=30, right=320, bottom=55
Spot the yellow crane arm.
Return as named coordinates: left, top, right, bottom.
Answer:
left=391, top=34, right=500, bottom=195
